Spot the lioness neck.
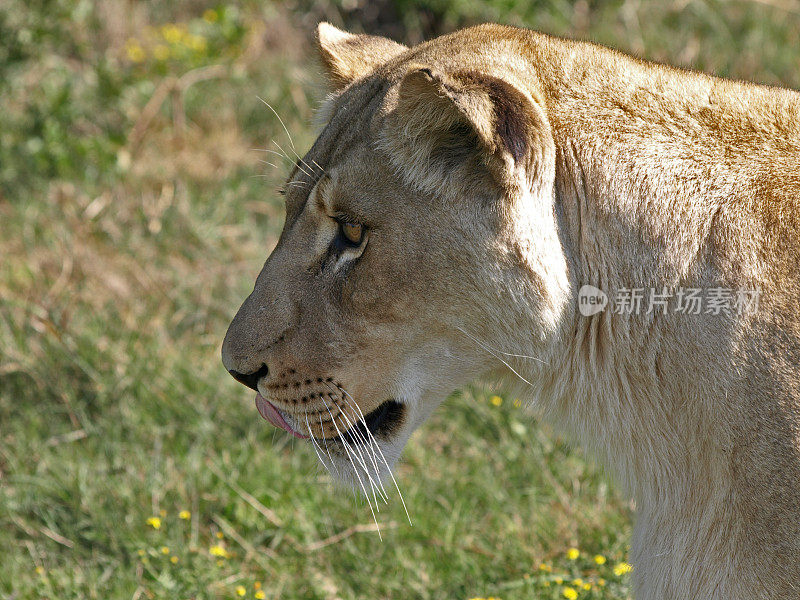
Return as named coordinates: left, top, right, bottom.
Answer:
left=488, top=27, right=800, bottom=600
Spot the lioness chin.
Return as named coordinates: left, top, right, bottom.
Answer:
left=222, top=22, right=800, bottom=599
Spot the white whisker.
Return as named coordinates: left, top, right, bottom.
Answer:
left=319, top=396, right=382, bottom=539
left=254, top=148, right=296, bottom=163
left=336, top=395, right=393, bottom=507
left=306, top=414, right=332, bottom=475
left=271, top=139, right=314, bottom=179
left=317, top=413, right=340, bottom=476
left=324, top=384, right=390, bottom=501
left=332, top=397, right=389, bottom=504
left=456, top=326, right=539, bottom=388
left=335, top=386, right=413, bottom=526
left=321, top=396, right=386, bottom=507
left=275, top=137, right=320, bottom=179
left=257, top=96, right=298, bottom=152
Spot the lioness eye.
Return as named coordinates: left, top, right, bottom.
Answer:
left=339, top=221, right=364, bottom=246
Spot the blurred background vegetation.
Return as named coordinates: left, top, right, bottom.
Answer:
left=1, top=1, right=798, bottom=598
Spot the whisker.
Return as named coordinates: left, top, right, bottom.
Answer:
left=456, top=326, right=538, bottom=388
left=319, top=397, right=382, bottom=539
left=325, top=385, right=389, bottom=502
left=254, top=148, right=296, bottom=163
left=271, top=137, right=320, bottom=181
left=271, top=140, right=314, bottom=179
left=318, top=413, right=340, bottom=476
left=332, top=398, right=389, bottom=504
left=335, top=386, right=413, bottom=526
left=459, top=327, right=546, bottom=364
left=257, top=96, right=298, bottom=152
left=257, top=159, right=281, bottom=167
left=306, top=413, right=332, bottom=475
left=298, top=155, right=320, bottom=176
left=321, top=396, right=386, bottom=507
left=254, top=96, right=322, bottom=179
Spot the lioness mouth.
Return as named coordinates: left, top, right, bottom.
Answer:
left=331, top=400, right=405, bottom=445
left=256, top=394, right=405, bottom=444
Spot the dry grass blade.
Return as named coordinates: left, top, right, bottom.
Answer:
left=304, top=521, right=399, bottom=552
left=206, top=461, right=283, bottom=528
left=212, top=514, right=277, bottom=564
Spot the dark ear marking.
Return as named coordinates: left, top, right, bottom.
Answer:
left=456, top=70, right=529, bottom=163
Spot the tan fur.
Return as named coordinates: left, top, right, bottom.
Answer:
left=222, top=23, right=800, bottom=599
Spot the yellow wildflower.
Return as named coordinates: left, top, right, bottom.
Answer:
left=254, top=582, right=262, bottom=590
left=186, top=34, right=207, bottom=52
left=538, top=563, right=552, bottom=572
left=170, top=556, right=179, bottom=564
left=146, top=517, right=161, bottom=529
left=209, top=544, right=229, bottom=558
left=593, top=554, right=606, bottom=565
left=179, top=510, right=191, bottom=520
left=160, top=546, right=170, bottom=555
left=513, top=398, right=521, bottom=408
left=235, top=585, right=246, bottom=596
left=35, top=566, right=44, bottom=575
left=215, top=531, right=225, bottom=539
left=490, top=395, right=503, bottom=406
left=582, top=583, right=592, bottom=591
left=613, top=562, right=633, bottom=576
left=571, top=578, right=584, bottom=587
left=598, top=578, right=606, bottom=587
left=153, top=44, right=170, bottom=61
left=554, top=576, right=564, bottom=584
left=254, top=592, right=265, bottom=600
left=566, top=547, right=580, bottom=560
left=562, top=587, right=578, bottom=600
left=137, top=549, right=145, bottom=557
left=203, top=9, right=218, bottom=23
left=125, top=40, right=145, bottom=63
left=161, top=24, right=183, bottom=44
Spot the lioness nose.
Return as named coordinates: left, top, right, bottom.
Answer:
left=228, top=363, right=269, bottom=391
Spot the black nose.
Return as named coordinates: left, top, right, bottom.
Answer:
left=228, top=363, right=269, bottom=391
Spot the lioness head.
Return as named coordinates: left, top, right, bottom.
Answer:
left=222, top=23, right=571, bottom=486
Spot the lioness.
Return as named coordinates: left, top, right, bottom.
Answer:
left=222, top=22, right=800, bottom=598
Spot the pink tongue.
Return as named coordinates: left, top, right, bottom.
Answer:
left=255, top=394, right=308, bottom=439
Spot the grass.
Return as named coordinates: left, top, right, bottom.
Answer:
left=1, top=1, right=798, bottom=598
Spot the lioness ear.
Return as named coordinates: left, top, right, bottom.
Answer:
left=316, top=22, right=407, bottom=90
left=392, top=67, right=554, bottom=194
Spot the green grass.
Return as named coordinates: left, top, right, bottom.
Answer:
left=2, top=1, right=798, bottom=598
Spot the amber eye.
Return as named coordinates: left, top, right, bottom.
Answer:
left=339, top=221, right=364, bottom=246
